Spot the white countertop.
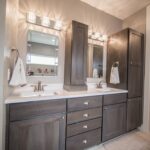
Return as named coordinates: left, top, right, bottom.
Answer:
left=5, top=88, right=128, bottom=104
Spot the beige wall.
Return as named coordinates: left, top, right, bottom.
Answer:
left=123, top=8, right=146, bottom=34
left=142, top=5, right=150, bottom=132
left=18, top=0, right=122, bottom=84
left=0, top=0, right=6, bottom=149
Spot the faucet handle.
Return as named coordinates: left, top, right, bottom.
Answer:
left=31, top=85, right=38, bottom=92
left=41, top=85, right=47, bottom=91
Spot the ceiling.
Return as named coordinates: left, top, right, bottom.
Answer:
left=80, top=0, right=150, bottom=20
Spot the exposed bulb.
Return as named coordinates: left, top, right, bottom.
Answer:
left=27, top=12, right=36, bottom=24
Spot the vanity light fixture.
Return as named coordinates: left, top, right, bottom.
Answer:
left=88, top=31, right=108, bottom=42
left=27, top=12, right=36, bottom=24
left=26, top=12, right=63, bottom=31
left=54, top=20, right=62, bottom=30
left=41, top=16, right=50, bottom=27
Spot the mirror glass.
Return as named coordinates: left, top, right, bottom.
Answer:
left=87, top=44, right=103, bottom=78
left=26, top=30, right=59, bottom=76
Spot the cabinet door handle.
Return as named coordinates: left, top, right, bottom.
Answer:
left=83, top=140, right=87, bottom=144
left=62, top=116, right=65, bottom=119
left=83, top=114, right=89, bottom=118
left=84, top=102, right=89, bottom=105
left=104, top=107, right=108, bottom=110
left=83, top=125, right=88, bottom=129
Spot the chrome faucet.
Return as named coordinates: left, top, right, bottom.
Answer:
left=32, top=81, right=47, bottom=92
left=97, top=80, right=107, bottom=89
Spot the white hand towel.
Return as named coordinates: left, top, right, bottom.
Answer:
left=110, top=66, right=120, bottom=84
left=9, top=57, right=27, bottom=87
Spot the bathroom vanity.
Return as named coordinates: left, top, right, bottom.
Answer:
left=6, top=89, right=128, bottom=150
left=5, top=19, right=144, bottom=150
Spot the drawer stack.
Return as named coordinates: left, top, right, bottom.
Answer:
left=66, top=96, right=102, bottom=150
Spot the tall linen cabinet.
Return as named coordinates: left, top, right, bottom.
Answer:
left=106, top=28, right=144, bottom=131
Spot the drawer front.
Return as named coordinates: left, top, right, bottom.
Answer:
left=68, top=96, right=102, bottom=112
left=10, top=99, right=66, bottom=121
left=67, top=118, right=102, bottom=137
left=67, top=129, right=101, bottom=150
left=103, top=94, right=127, bottom=106
left=67, top=108, right=102, bottom=124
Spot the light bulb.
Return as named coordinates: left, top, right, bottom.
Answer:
left=27, top=12, right=36, bottom=24
left=54, top=20, right=62, bottom=30
left=102, top=35, right=108, bottom=41
left=41, top=16, right=50, bottom=27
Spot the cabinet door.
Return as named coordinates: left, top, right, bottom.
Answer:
left=107, top=29, right=128, bottom=89
left=127, top=98, right=142, bottom=131
left=9, top=114, right=66, bottom=150
left=71, top=21, right=88, bottom=85
left=128, top=30, right=144, bottom=98
left=102, top=103, right=126, bottom=142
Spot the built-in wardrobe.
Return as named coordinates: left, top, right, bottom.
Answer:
left=106, top=28, right=144, bottom=131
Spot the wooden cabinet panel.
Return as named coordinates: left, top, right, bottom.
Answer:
left=68, top=96, right=102, bottom=112
left=128, top=30, right=143, bottom=98
left=67, top=118, right=102, bottom=137
left=104, top=94, right=127, bottom=106
left=64, top=21, right=88, bottom=91
left=67, top=108, right=102, bottom=124
left=71, top=21, right=88, bottom=85
left=66, top=129, right=101, bottom=150
left=106, top=29, right=128, bottom=89
left=9, top=114, right=66, bottom=150
left=102, top=103, right=126, bottom=142
left=10, top=99, right=66, bottom=121
left=127, top=98, right=142, bottom=131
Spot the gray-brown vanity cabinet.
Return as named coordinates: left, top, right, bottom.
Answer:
left=7, top=99, right=66, bottom=150
left=102, top=94, right=127, bottom=142
left=107, top=28, right=144, bottom=132
left=66, top=96, right=102, bottom=150
left=64, top=21, right=88, bottom=91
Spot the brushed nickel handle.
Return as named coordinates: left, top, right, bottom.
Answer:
left=83, top=125, right=88, bottom=129
left=83, top=114, right=89, bottom=118
left=83, top=140, right=87, bottom=144
left=84, top=102, right=89, bottom=105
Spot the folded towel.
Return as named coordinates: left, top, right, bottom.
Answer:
left=9, top=57, right=27, bottom=87
left=110, top=66, right=120, bottom=84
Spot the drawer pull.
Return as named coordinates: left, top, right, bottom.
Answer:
left=84, top=102, right=89, bottom=105
left=83, top=125, right=88, bottom=129
left=83, top=114, right=89, bottom=118
left=83, top=140, right=87, bottom=144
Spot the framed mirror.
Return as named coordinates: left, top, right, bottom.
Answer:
left=26, top=30, right=59, bottom=76
left=87, top=44, right=104, bottom=78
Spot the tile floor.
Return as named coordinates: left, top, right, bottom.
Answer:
left=88, top=131, right=150, bottom=150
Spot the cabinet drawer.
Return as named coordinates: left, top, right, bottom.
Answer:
left=103, top=94, right=127, bottom=106
left=68, top=96, right=102, bottom=112
left=67, top=128, right=101, bottom=150
left=10, top=99, right=66, bottom=121
left=67, top=118, right=102, bottom=137
left=67, top=108, right=102, bottom=124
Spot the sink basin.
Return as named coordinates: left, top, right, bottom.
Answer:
left=20, top=91, right=57, bottom=97
left=96, top=88, right=111, bottom=92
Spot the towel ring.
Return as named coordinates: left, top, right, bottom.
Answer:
left=112, top=61, right=119, bottom=67
left=11, top=48, right=20, bottom=57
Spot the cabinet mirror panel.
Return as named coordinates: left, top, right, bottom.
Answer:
left=87, top=44, right=104, bottom=78
left=26, top=30, right=59, bottom=76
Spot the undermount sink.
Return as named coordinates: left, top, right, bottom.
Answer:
left=96, top=88, right=111, bottom=92
left=20, top=91, right=57, bottom=97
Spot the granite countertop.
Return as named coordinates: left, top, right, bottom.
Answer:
left=5, top=88, right=128, bottom=104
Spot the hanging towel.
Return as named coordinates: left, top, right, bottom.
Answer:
left=9, top=57, right=27, bottom=87
left=110, top=65, right=120, bottom=84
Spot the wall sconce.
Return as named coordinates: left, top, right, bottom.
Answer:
left=41, top=17, right=50, bottom=27
left=88, top=31, right=108, bottom=42
left=26, top=12, right=62, bottom=31
left=27, top=12, right=36, bottom=24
